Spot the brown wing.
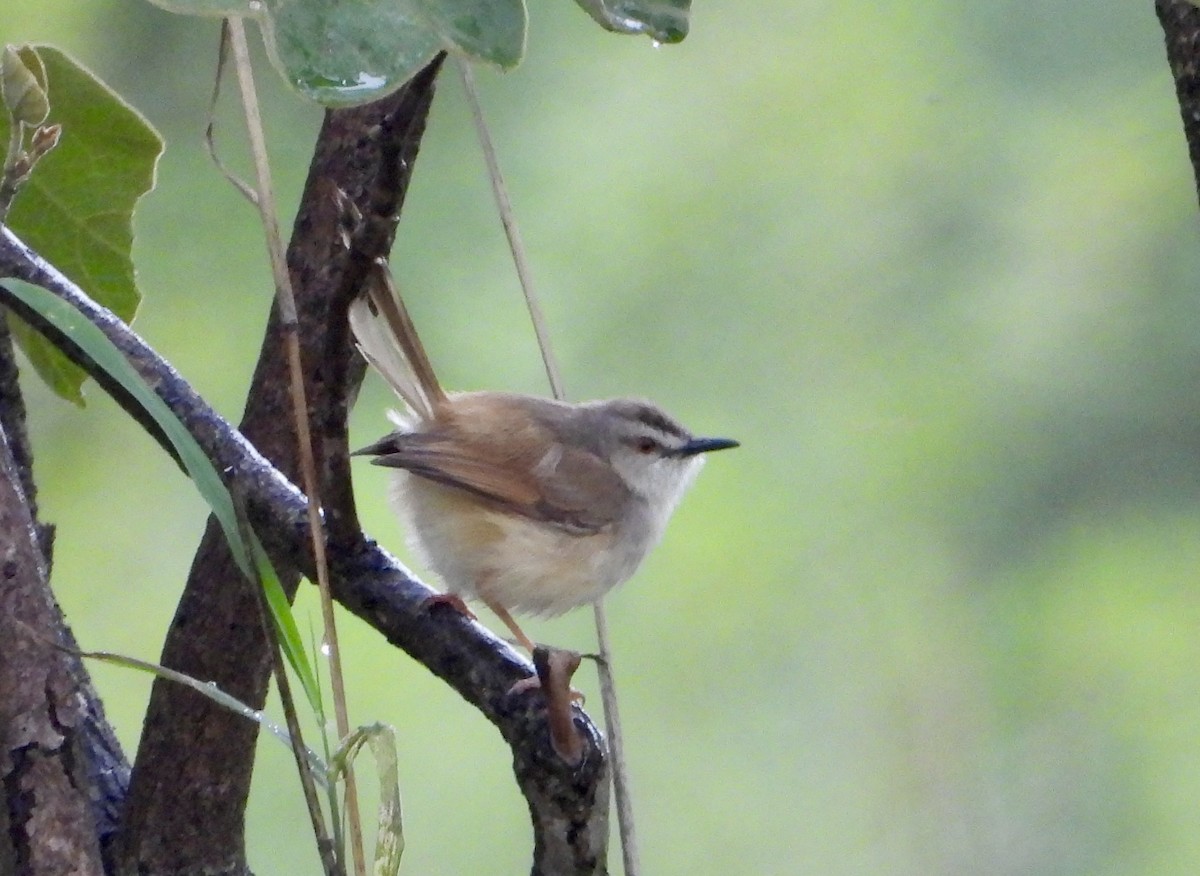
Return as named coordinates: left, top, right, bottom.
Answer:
left=364, top=405, right=630, bottom=534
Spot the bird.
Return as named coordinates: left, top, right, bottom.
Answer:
left=349, top=265, right=738, bottom=650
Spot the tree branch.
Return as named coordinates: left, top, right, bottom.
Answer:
left=0, top=223, right=610, bottom=874
left=113, top=58, right=445, bottom=875
left=2, top=54, right=445, bottom=873
left=0, top=298, right=129, bottom=874
left=1157, top=0, right=1200, bottom=206
left=0, top=406, right=107, bottom=876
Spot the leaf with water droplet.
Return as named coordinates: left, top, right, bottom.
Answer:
left=261, top=0, right=441, bottom=107
left=139, top=0, right=530, bottom=107
left=571, top=0, right=690, bottom=43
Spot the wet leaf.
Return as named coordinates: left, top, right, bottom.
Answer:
left=572, top=0, right=691, bottom=43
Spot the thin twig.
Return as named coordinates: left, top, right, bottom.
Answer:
left=225, top=19, right=367, bottom=876
left=590, top=602, right=639, bottom=873
left=455, top=58, right=565, bottom=399
left=203, top=24, right=259, bottom=206
left=456, top=56, right=639, bottom=875
left=0, top=115, right=27, bottom=223
left=212, top=20, right=339, bottom=870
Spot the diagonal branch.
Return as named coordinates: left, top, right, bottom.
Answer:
left=1157, top=0, right=1200, bottom=206
left=0, top=225, right=610, bottom=876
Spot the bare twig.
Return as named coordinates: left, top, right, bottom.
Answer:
left=590, top=601, right=640, bottom=870
left=238, top=504, right=342, bottom=876
left=531, top=647, right=585, bottom=766
left=203, top=24, right=259, bottom=206
left=455, top=60, right=565, bottom=399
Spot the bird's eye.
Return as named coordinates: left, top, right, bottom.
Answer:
left=635, top=436, right=658, bottom=454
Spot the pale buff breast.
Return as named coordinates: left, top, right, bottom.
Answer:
left=388, top=470, right=632, bottom=617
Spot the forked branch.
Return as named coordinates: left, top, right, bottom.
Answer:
left=0, top=226, right=610, bottom=876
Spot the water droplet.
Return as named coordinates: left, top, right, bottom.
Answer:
left=320, top=642, right=332, bottom=657
left=301, top=71, right=391, bottom=105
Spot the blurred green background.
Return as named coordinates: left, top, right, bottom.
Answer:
left=7, top=1, right=1200, bottom=873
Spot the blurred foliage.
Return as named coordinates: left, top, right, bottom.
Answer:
left=5, top=1, right=1200, bottom=874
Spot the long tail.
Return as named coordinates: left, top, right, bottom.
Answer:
left=348, top=260, right=448, bottom=422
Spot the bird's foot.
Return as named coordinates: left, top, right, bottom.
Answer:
left=422, top=592, right=478, bottom=620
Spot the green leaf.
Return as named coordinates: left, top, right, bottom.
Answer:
left=141, top=0, right=527, bottom=106
left=0, top=46, right=162, bottom=404
left=572, top=0, right=691, bottom=43
left=260, top=0, right=441, bottom=107
left=1, top=278, right=322, bottom=715
left=252, top=531, right=324, bottom=715
left=138, top=0, right=439, bottom=106
left=414, top=0, right=527, bottom=70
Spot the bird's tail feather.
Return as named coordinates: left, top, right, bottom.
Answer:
left=349, top=265, right=446, bottom=422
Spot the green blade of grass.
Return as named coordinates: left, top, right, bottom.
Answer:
left=3, top=276, right=322, bottom=712
left=82, top=648, right=328, bottom=782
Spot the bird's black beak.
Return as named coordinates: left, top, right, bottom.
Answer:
left=675, top=436, right=740, bottom=457
left=351, top=434, right=402, bottom=458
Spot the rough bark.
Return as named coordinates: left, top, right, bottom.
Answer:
left=1158, top=0, right=1200, bottom=205
left=0, top=309, right=131, bottom=874
left=0, top=403, right=106, bottom=875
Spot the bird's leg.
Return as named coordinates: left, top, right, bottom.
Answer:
left=437, top=596, right=582, bottom=703
left=483, top=598, right=537, bottom=652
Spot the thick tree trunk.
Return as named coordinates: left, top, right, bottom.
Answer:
left=0, top=376, right=106, bottom=875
